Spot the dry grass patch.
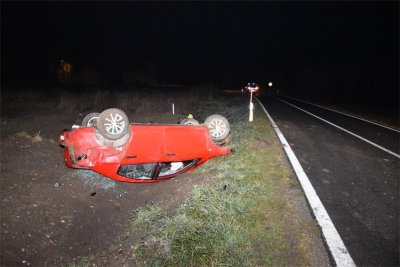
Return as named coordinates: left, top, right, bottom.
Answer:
left=16, top=131, right=43, bottom=143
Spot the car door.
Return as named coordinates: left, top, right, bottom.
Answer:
left=163, top=125, right=210, bottom=161
left=122, top=125, right=165, bottom=164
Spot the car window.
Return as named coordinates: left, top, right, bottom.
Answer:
left=158, top=160, right=197, bottom=177
left=118, top=163, right=157, bottom=179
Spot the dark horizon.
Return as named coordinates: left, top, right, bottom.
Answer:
left=1, top=1, right=399, bottom=107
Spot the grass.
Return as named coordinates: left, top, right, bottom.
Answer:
left=1, top=91, right=55, bottom=115
left=1, top=85, right=217, bottom=118
left=55, top=85, right=216, bottom=115
left=127, top=96, right=312, bottom=266
left=16, top=130, right=43, bottom=143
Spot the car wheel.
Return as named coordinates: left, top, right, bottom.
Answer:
left=204, top=114, right=230, bottom=142
left=82, top=112, right=100, bottom=127
left=180, top=118, right=200, bottom=125
left=95, top=130, right=130, bottom=147
left=97, top=108, right=130, bottom=140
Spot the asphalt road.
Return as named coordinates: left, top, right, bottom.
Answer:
left=259, top=96, right=399, bottom=267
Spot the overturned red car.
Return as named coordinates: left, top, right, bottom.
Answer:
left=59, top=108, right=231, bottom=183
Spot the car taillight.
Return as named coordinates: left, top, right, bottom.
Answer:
left=59, top=130, right=70, bottom=147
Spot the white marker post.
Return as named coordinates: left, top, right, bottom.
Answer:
left=249, top=90, right=254, bottom=122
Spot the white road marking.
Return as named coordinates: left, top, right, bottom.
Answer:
left=281, top=95, right=400, bottom=133
left=276, top=98, right=400, bottom=159
left=254, top=97, right=356, bottom=267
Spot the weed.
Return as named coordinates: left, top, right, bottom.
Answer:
left=16, top=131, right=31, bottom=139
left=16, top=130, right=43, bottom=143
left=32, top=131, right=43, bottom=143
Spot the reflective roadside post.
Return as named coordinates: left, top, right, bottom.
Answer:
left=249, top=89, right=254, bottom=122
left=245, top=83, right=259, bottom=122
left=247, top=83, right=259, bottom=122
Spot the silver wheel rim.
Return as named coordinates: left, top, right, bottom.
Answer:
left=208, top=119, right=226, bottom=138
left=104, top=113, right=125, bottom=135
left=87, top=117, right=98, bottom=126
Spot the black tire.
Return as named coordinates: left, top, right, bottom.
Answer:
left=82, top=112, right=100, bottom=127
left=204, top=114, right=230, bottom=142
left=97, top=108, right=130, bottom=140
left=180, top=118, right=200, bottom=126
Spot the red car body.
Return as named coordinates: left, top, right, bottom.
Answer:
left=59, top=124, right=230, bottom=183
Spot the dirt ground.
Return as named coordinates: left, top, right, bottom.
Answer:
left=0, top=109, right=218, bottom=266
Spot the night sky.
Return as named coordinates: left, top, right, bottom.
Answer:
left=1, top=1, right=399, bottom=104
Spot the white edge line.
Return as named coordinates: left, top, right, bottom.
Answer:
left=254, top=97, right=356, bottom=267
left=275, top=98, right=400, bottom=159
left=282, top=95, right=400, bottom=133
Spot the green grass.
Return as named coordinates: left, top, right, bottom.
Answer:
left=128, top=98, right=311, bottom=266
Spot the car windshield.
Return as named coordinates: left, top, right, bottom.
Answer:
left=117, top=160, right=198, bottom=180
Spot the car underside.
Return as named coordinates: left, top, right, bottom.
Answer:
left=60, top=109, right=231, bottom=183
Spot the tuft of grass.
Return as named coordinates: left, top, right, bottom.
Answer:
left=32, top=131, right=43, bottom=143
left=16, top=131, right=32, bottom=139
left=16, top=130, right=43, bottom=143
left=128, top=97, right=311, bottom=266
